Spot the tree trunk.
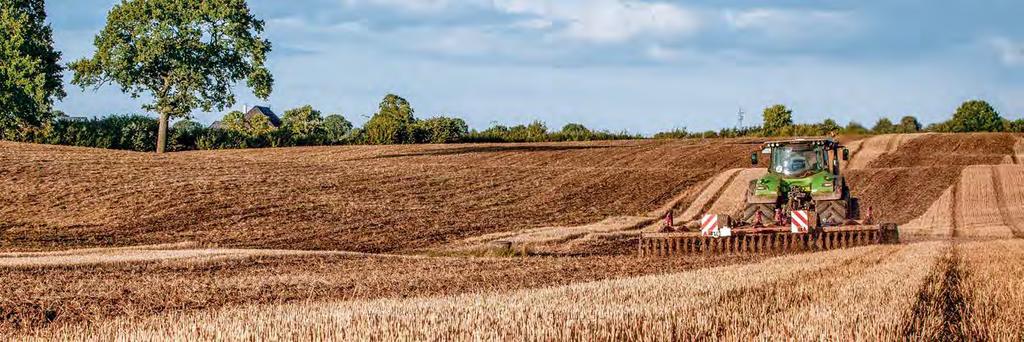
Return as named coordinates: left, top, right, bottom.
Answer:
left=156, top=111, right=168, bottom=153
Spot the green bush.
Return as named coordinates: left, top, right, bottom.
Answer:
left=947, top=100, right=1003, bottom=132
left=322, top=114, right=353, bottom=144
left=365, top=94, right=417, bottom=144
left=415, top=116, right=468, bottom=143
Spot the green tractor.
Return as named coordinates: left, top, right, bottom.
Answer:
left=742, top=138, right=856, bottom=226
left=637, top=137, right=898, bottom=257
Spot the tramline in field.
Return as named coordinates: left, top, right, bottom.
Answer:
left=640, top=138, right=900, bottom=256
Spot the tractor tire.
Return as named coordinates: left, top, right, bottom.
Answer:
left=815, top=199, right=849, bottom=226
left=742, top=203, right=775, bottom=224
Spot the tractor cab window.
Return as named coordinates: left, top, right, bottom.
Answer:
left=771, top=146, right=824, bottom=176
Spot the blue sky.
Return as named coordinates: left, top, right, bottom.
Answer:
left=48, top=0, right=1024, bottom=134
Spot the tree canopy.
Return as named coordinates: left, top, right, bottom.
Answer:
left=0, top=0, right=64, bottom=138
left=872, top=118, right=895, bottom=134
left=762, top=104, right=793, bottom=134
left=282, top=105, right=323, bottom=137
left=322, top=114, right=353, bottom=144
left=69, top=0, right=273, bottom=152
left=897, top=116, right=921, bottom=133
left=948, top=100, right=1003, bottom=132
left=364, top=94, right=416, bottom=144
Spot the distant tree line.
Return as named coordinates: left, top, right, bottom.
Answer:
left=2, top=0, right=1021, bottom=153
left=12, top=94, right=638, bottom=152
left=654, top=100, right=1024, bottom=139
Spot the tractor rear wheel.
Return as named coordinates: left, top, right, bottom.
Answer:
left=742, top=203, right=775, bottom=224
left=815, top=199, right=849, bottom=226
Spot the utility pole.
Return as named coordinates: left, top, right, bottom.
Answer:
left=737, top=107, right=745, bottom=129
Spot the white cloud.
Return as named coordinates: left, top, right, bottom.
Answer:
left=493, top=0, right=702, bottom=43
left=723, top=8, right=858, bottom=40
left=989, top=37, right=1024, bottom=66
left=342, top=0, right=465, bottom=12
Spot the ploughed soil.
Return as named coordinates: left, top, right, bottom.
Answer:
left=0, top=139, right=758, bottom=253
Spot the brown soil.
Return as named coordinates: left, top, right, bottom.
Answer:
left=868, top=133, right=1017, bottom=168
left=846, top=166, right=963, bottom=225
left=0, top=139, right=757, bottom=253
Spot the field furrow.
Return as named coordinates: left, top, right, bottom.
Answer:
left=704, top=168, right=767, bottom=217
left=678, top=168, right=741, bottom=221
left=991, top=165, right=1024, bottom=237
left=956, top=166, right=1015, bottom=238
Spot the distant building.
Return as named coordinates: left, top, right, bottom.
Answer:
left=246, top=106, right=282, bottom=127
left=210, top=106, right=281, bottom=130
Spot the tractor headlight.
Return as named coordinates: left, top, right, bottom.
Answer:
left=822, top=182, right=833, bottom=188
left=756, top=185, right=767, bottom=190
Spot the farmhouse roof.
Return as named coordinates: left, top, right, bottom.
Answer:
left=246, top=106, right=281, bottom=127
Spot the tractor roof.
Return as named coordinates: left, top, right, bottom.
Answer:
left=761, top=138, right=841, bottom=149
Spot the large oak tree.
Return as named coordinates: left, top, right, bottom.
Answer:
left=0, top=0, right=64, bottom=139
left=70, top=0, right=273, bottom=153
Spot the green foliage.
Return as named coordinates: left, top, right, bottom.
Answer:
left=69, top=0, right=274, bottom=152
left=281, top=105, right=323, bottom=145
left=762, top=104, right=793, bottom=134
left=819, top=119, right=840, bottom=135
left=467, top=121, right=636, bottom=142
left=1004, top=119, right=1024, bottom=133
left=896, top=116, right=921, bottom=133
left=169, top=119, right=204, bottom=151
left=415, top=116, right=468, bottom=143
left=36, top=114, right=157, bottom=151
left=0, top=0, right=64, bottom=139
left=842, top=121, right=870, bottom=135
left=872, top=118, right=895, bottom=134
left=653, top=128, right=688, bottom=139
left=946, top=100, right=1004, bottom=132
left=556, top=123, right=591, bottom=141
left=321, top=114, right=353, bottom=144
left=364, top=94, right=416, bottom=144
left=221, top=110, right=275, bottom=137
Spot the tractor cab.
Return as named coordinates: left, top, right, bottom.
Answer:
left=751, top=139, right=848, bottom=178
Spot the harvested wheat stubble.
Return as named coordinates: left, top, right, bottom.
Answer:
left=24, top=242, right=943, bottom=341
left=677, top=168, right=741, bottom=221
left=956, top=166, right=1015, bottom=238
left=0, top=244, right=373, bottom=268
left=703, top=168, right=766, bottom=217
left=0, top=140, right=756, bottom=252
left=0, top=249, right=757, bottom=333
left=991, top=165, right=1024, bottom=237
left=900, top=186, right=956, bottom=238
left=960, top=239, right=1024, bottom=340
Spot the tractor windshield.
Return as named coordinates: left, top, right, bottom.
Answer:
left=771, top=145, right=825, bottom=177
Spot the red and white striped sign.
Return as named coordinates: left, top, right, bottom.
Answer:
left=790, top=210, right=810, bottom=233
left=700, top=214, right=719, bottom=237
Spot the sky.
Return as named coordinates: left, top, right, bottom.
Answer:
left=46, top=0, right=1024, bottom=134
